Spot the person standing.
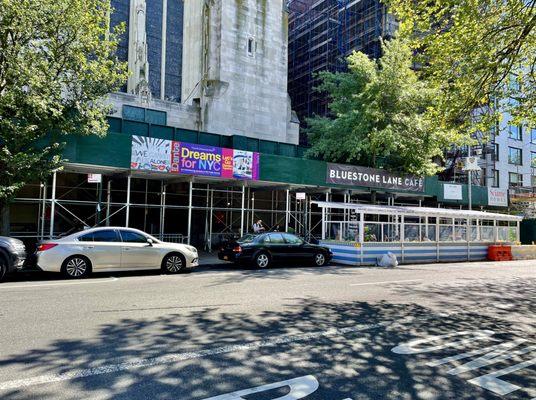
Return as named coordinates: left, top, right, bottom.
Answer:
left=252, top=219, right=265, bottom=233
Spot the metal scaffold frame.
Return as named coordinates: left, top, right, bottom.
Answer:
left=11, top=170, right=336, bottom=251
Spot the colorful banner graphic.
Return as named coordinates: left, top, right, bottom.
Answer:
left=131, top=136, right=259, bottom=181
left=131, top=136, right=172, bottom=173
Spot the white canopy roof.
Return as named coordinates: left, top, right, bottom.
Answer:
left=311, top=201, right=523, bottom=222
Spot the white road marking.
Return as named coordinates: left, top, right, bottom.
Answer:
left=203, top=375, right=319, bottom=400
left=0, top=321, right=390, bottom=391
left=350, top=279, right=423, bottom=287
left=0, top=277, right=118, bottom=290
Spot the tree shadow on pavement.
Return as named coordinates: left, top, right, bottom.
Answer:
left=0, top=291, right=534, bottom=399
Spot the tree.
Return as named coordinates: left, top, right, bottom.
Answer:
left=0, top=0, right=127, bottom=234
left=385, top=0, right=536, bottom=133
left=307, top=38, right=460, bottom=176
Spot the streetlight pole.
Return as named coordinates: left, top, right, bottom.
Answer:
left=468, top=145, right=472, bottom=211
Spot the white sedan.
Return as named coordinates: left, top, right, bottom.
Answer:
left=36, top=227, right=199, bottom=278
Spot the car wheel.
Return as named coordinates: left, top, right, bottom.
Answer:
left=0, top=256, right=7, bottom=282
left=163, top=253, right=186, bottom=274
left=254, top=252, right=271, bottom=269
left=62, top=256, right=91, bottom=279
left=313, top=252, right=327, bottom=267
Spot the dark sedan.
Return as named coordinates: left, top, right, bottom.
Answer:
left=218, top=232, right=332, bottom=268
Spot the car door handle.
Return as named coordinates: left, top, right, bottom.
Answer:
left=122, top=247, right=131, bottom=251
left=83, top=246, right=94, bottom=250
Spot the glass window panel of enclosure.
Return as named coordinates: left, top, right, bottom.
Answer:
left=439, top=225, right=454, bottom=241
left=404, top=224, right=421, bottom=242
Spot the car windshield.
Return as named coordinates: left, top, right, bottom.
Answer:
left=237, top=234, right=257, bottom=243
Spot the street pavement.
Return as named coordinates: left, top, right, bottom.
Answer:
left=0, top=259, right=534, bottom=399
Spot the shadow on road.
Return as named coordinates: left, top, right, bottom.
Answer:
left=0, top=282, right=534, bottom=399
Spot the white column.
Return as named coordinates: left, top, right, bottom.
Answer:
left=321, top=207, right=326, bottom=240
left=104, top=180, right=111, bottom=226
left=516, top=221, right=520, bottom=242
left=285, top=189, right=290, bottom=232
left=358, top=212, right=365, bottom=243
left=40, top=183, right=47, bottom=240
left=160, top=181, right=166, bottom=239
left=187, top=180, right=193, bottom=244
left=240, top=184, right=246, bottom=236
left=125, top=175, right=131, bottom=227
left=209, top=188, right=214, bottom=248
left=49, top=172, right=57, bottom=239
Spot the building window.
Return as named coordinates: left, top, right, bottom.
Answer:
left=493, top=143, right=499, bottom=161
left=509, top=172, right=523, bottom=187
left=492, top=169, right=499, bottom=188
left=247, top=37, right=256, bottom=57
left=508, top=147, right=522, bottom=165
left=532, top=152, right=536, bottom=168
left=532, top=175, right=536, bottom=187
left=532, top=128, right=536, bottom=144
left=508, top=125, right=522, bottom=140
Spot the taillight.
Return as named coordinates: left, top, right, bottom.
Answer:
left=37, top=243, right=58, bottom=252
left=233, top=245, right=242, bottom=253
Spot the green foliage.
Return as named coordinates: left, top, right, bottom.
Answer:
left=0, top=0, right=127, bottom=203
left=385, top=0, right=536, bottom=133
left=306, top=38, right=460, bottom=176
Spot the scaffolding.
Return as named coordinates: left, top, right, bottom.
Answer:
left=287, top=0, right=395, bottom=131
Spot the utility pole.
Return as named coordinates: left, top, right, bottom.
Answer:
left=468, top=145, right=472, bottom=211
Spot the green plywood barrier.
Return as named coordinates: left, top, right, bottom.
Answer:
left=199, top=132, right=221, bottom=146
left=246, top=138, right=259, bottom=152
left=62, top=132, right=131, bottom=168
left=176, top=129, right=198, bottom=143
left=123, top=120, right=149, bottom=136
left=150, top=125, right=174, bottom=140
left=107, top=117, right=122, bottom=133
left=53, top=129, right=493, bottom=207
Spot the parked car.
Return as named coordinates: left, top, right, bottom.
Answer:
left=0, top=236, right=27, bottom=282
left=218, top=232, right=332, bottom=268
left=36, top=227, right=199, bottom=279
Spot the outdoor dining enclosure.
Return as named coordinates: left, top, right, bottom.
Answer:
left=312, top=201, right=523, bottom=265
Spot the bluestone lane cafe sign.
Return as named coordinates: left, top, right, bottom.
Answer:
left=326, top=163, right=425, bottom=192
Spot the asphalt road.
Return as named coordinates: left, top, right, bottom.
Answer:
left=0, top=259, right=534, bottom=400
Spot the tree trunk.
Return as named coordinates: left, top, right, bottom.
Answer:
left=0, top=202, right=10, bottom=236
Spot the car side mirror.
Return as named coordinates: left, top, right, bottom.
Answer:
left=146, top=238, right=154, bottom=246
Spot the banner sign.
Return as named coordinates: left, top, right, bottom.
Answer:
left=131, top=136, right=259, bottom=180
left=488, top=187, right=508, bottom=207
left=87, top=174, right=102, bottom=183
left=443, top=184, right=463, bottom=200
left=131, top=136, right=172, bottom=173
left=326, top=163, right=425, bottom=192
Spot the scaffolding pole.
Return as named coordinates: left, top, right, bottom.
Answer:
left=187, top=180, right=193, bottom=244
left=125, top=175, right=131, bottom=227
left=49, top=171, right=57, bottom=239
left=285, top=189, right=290, bottom=232
left=160, top=181, right=166, bottom=239
left=105, top=180, right=111, bottom=227
left=240, top=183, right=246, bottom=236
left=40, top=183, right=47, bottom=240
